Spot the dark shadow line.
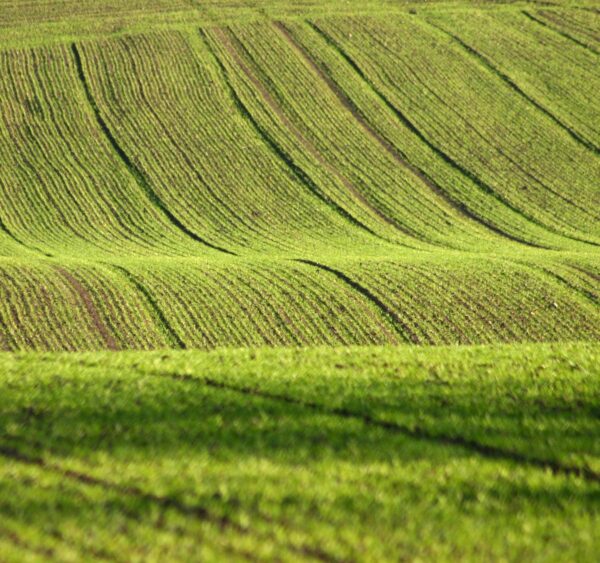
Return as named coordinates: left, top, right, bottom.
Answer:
left=0, top=216, right=52, bottom=257
left=569, top=264, right=600, bottom=284
left=70, top=43, right=237, bottom=257
left=0, top=441, right=340, bottom=562
left=0, top=524, right=56, bottom=559
left=295, top=258, right=417, bottom=343
left=275, top=21, right=542, bottom=249
left=523, top=10, right=600, bottom=56
left=0, top=443, right=235, bottom=527
left=156, top=371, right=600, bottom=485
left=108, top=264, right=186, bottom=349
left=200, top=28, right=402, bottom=246
left=513, top=260, right=598, bottom=305
left=428, top=20, right=599, bottom=155
left=224, top=26, right=431, bottom=247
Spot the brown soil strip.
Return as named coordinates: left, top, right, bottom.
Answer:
left=211, top=27, right=425, bottom=244
left=55, top=267, right=118, bottom=350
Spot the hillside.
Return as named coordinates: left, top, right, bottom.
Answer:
left=0, top=0, right=599, bottom=350
left=1, top=2, right=599, bottom=560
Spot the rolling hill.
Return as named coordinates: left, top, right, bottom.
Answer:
left=0, top=0, right=599, bottom=351
left=0, top=1, right=599, bottom=560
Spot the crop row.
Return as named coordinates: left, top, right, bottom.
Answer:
left=77, top=31, right=385, bottom=256
left=426, top=10, right=599, bottom=152
left=1, top=21, right=596, bottom=258
left=0, top=0, right=192, bottom=26
left=125, top=260, right=401, bottom=349
left=326, top=255, right=600, bottom=345
left=1, top=256, right=598, bottom=351
left=283, top=20, right=585, bottom=250
left=312, top=16, right=599, bottom=247
left=0, top=44, right=208, bottom=259
left=0, top=259, right=402, bottom=351
left=0, top=260, right=170, bottom=350
left=533, top=9, right=600, bottom=53
left=205, top=23, right=495, bottom=251
left=1, top=343, right=599, bottom=560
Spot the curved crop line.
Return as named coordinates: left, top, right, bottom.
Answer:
left=0, top=216, right=52, bottom=257
left=295, top=258, right=417, bottom=343
left=0, top=524, right=55, bottom=559
left=200, top=30, right=391, bottom=244
left=308, top=21, right=600, bottom=249
left=361, top=21, right=596, bottom=225
left=155, top=370, right=600, bottom=485
left=224, top=28, right=431, bottom=246
left=108, top=264, right=185, bottom=349
left=203, top=28, right=425, bottom=249
left=522, top=11, right=600, bottom=56
left=510, top=259, right=598, bottom=306
left=568, top=263, right=600, bottom=284
left=275, top=21, right=543, bottom=249
left=0, top=312, right=15, bottom=351
left=0, top=442, right=238, bottom=529
left=70, top=43, right=237, bottom=257
left=118, top=37, right=264, bottom=249
left=428, top=20, right=600, bottom=155
left=0, top=438, right=342, bottom=562
left=1, top=426, right=338, bottom=561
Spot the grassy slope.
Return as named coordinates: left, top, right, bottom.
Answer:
left=0, top=3, right=598, bottom=559
left=0, top=343, right=599, bottom=561
left=0, top=1, right=598, bottom=351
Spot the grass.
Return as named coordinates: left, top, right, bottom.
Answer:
left=0, top=343, right=599, bottom=561
left=0, top=2, right=598, bottom=350
left=0, top=1, right=598, bottom=558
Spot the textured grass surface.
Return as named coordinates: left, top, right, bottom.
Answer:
left=0, top=343, right=599, bottom=561
left=0, top=2, right=598, bottom=350
left=0, top=3, right=598, bottom=559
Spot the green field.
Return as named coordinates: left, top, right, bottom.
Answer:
left=1, top=0, right=599, bottom=351
left=0, top=0, right=599, bottom=559
left=1, top=344, right=599, bottom=560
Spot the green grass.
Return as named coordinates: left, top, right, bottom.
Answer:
left=0, top=2, right=598, bottom=558
left=0, top=343, right=599, bottom=561
left=0, top=2, right=598, bottom=350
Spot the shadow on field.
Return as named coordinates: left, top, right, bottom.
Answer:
left=1, top=360, right=600, bottom=560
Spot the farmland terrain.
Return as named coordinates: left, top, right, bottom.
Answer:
left=0, top=1, right=599, bottom=560
left=1, top=343, right=599, bottom=560
left=0, top=0, right=599, bottom=350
